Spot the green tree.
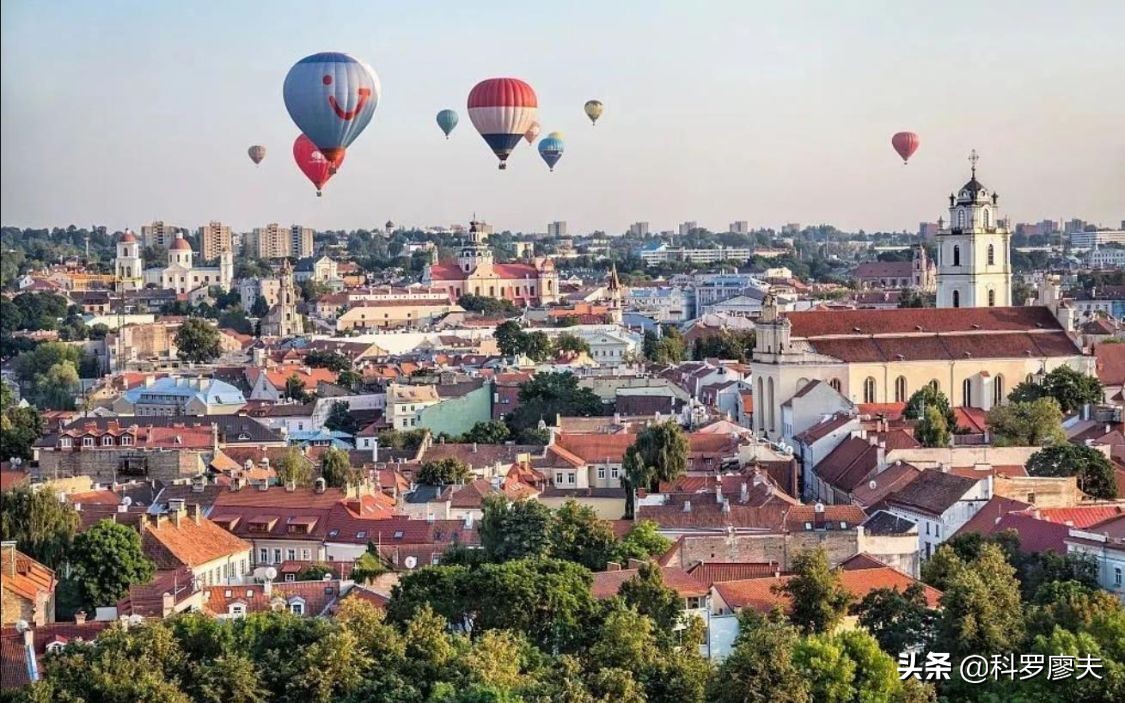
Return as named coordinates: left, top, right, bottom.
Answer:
left=304, top=349, right=352, bottom=372
left=853, top=582, right=938, bottom=656
left=68, top=519, right=156, bottom=607
left=897, top=288, right=934, bottom=308
left=284, top=373, right=311, bottom=402
left=275, top=446, right=313, bottom=487
left=708, top=613, right=809, bottom=703
left=217, top=308, right=253, bottom=335
left=904, top=384, right=957, bottom=430
left=479, top=495, right=552, bottom=562
left=417, top=457, right=472, bottom=485
left=692, top=329, right=755, bottom=362
left=0, top=484, right=79, bottom=568
left=555, top=332, right=591, bottom=355
left=40, top=361, right=81, bottom=410
left=175, top=318, right=222, bottom=364
left=458, top=294, right=519, bottom=317
left=777, top=547, right=855, bottom=634
left=549, top=499, right=619, bottom=570
left=524, top=331, right=554, bottom=361
left=1037, top=365, right=1104, bottom=414
left=1, top=393, right=45, bottom=461
left=986, top=397, right=1066, bottom=446
left=336, top=368, right=363, bottom=390
left=622, top=421, right=689, bottom=518
left=615, top=520, right=672, bottom=561
left=914, top=405, right=950, bottom=448
left=323, top=400, right=358, bottom=434
left=190, top=654, right=268, bottom=703
left=461, top=420, right=511, bottom=444
left=495, top=321, right=528, bottom=357
left=295, top=564, right=337, bottom=580
left=320, top=446, right=360, bottom=488
left=1026, top=443, right=1117, bottom=499
left=250, top=294, right=270, bottom=317
left=643, top=326, right=687, bottom=364
left=936, top=542, right=1025, bottom=657
left=617, top=562, right=683, bottom=635
left=506, top=372, right=604, bottom=443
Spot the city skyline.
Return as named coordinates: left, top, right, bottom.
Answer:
left=2, top=1, right=1123, bottom=234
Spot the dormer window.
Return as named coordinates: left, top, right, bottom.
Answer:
left=228, top=603, right=246, bottom=618
left=102, top=435, right=114, bottom=446
left=121, top=434, right=132, bottom=446
left=288, top=598, right=305, bottom=615
left=82, top=437, right=94, bottom=447
left=60, top=437, right=72, bottom=448
left=45, top=641, right=66, bottom=654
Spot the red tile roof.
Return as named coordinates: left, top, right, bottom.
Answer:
left=0, top=547, right=55, bottom=603
left=686, top=562, right=782, bottom=584
left=204, top=580, right=346, bottom=617
left=1094, top=342, right=1125, bottom=386
left=815, top=436, right=881, bottom=493
left=787, top=306, right=1066, bottom=337
left=141, top=512, right=251, bottom=569
left=590, top=565, right=708, bottom=599
left=714, top=559, right=941, bottom=613
left=1033, top=505, right=1125, bottom=529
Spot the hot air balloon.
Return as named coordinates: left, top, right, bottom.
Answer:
left=248, top=145, right=266, bottom=165
left=436, top=109, right=458, bottom=139
left=891, top=132, right=920, bottom=164
left=547, top=131, right=565, bottom=140
left=538, top=134, right=564, bottom=172
left=283, top=52, right=380, bottom=170
left=293, top=134, right=343, bottom=197
left=467, top=78, right=539, bottom=169
left=584, top=100, right=603, bottom=125
left=524, top=122, right=541, bottom=144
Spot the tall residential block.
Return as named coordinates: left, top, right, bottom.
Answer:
left=199, top=221, right=233, bottom=262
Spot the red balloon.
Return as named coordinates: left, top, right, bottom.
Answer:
left=891, top=132, right=920, bottom=164
left=293, top=133, right=344, bottom=196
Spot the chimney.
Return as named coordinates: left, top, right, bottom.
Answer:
left=211, top=423, right=219, bottom=451
left=373, top=438, right=379, bottom=463
left=426, top=512, right=435, bottom=523
left=868, top=434, right=878, bottom=446
left=472, top=442, right=478, bottom=453
left=682, top=500, right=692, bottom=513
left=190, top=504, right=201, bottom=525
left=463, top=513, right=474, bottom=530
left=714, top=484, right=723, bottom=503
left=168, top=498, right=186, bottom=514
left=627, top=558, right=645, bottom=569
left=721, top=498, right=731, bottom=514
left=314, top=477, right=326, bottom=494
left=231, top=476, right=245, bottom=492
left=939, top=462, right=949, bottom=473
left=605, top=561, right=622, bottom=571
left=74, top=611, right=87, bottom=625
left=263, top=578, right=272, bottom=598
left=740, top=482, right=749, bottom=503
left=172, top=509, right=182, bottom=528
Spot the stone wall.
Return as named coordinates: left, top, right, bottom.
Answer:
left=36, top=449, right=205, bottom=484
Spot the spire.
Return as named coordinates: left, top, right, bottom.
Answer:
left=608, top=263, right=621, bottom=291
left=968, top=149, right=979, bottom=178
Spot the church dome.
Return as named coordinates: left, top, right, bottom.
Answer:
left=119, top=231, right=137, bottom=243
left=169, top=236, right=193, bottom=251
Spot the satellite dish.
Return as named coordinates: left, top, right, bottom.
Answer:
left=868, top=480, right=877, bottom=490
left=814, top=502, right=825, bottom=513
left=403, top=556, right=418, bottom=569
left=15, top=619, right=29, bottom=633
left=121, top=496, right=133, bottom=507
left=264, top=567, right=277, bottom=581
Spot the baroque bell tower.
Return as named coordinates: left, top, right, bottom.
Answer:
left=935, top=151, right=1012, bottom=308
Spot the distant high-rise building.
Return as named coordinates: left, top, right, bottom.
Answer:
left=141, top=220, right=179, bottom=248
left=198, top=221, right=232, bottom=263
left=1065, top=218, right=1086, bottom=234
left=781, top=223, right=801, bottom=235
left=245, top=224, right=314, bottom=259
left=628, top=222, right=650, bottom=237
left=547, top=221, right=567, bottom=237
left=678, top=221, right=698, bottom=236
left=918, top=222, right=941, bottom=239
left=729, top=221, right=749, bottom=235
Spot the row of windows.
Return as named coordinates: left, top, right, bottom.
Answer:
left=950, top=289, right=998, bottom=308
left=861, top=375, right=1006, bottom=407
left=60, top=434, right=135, bottom=448
left=947, top=243, right=996, bottom=268
left=258, top=547, right=313, bottom=564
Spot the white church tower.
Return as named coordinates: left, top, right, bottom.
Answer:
left=115, top=230, right=143, bottom=291
left=936, top=150, right=1012, bottom=308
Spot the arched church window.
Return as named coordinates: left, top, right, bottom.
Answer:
left=829, top=378, right=841, bottom=393
left=988, top=289, right=996, bottom=307
left=952, top=245, right=960, bottom=267
left=952, top=290, right=960, bottom=308
left=929, top=379, right=940, bottom=391
left=962, top=378, right=972, bottom=408
left=993, top=375, right=1005, bottom=407
left=767, top=377, right=776, bottom=433
left=863, top=377, right=877, bottom=404
left=987, top=244, right=995, bottom=265
left=894, top=376, right=907, bottom=403
left=984, top=208, right=992, bottom=229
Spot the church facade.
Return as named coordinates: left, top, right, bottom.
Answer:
left=117, top=231, right=232, bottom=294
left=750, top=157, right=1090, bottom=443
left=259, top=259, right=303, bottom=338
left=424, top=221, right=559, bottom=306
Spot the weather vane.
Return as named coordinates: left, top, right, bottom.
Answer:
left=968, top=149, right=979, bottom=176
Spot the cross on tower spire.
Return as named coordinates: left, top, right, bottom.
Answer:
left=968, top=149, right=979, bottom=177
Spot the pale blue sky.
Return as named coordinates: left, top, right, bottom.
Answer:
left=2, top=0, right=1122, bottom=234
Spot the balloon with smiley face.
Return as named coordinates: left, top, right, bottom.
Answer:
left=283, top=52, right=380, bottom=170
